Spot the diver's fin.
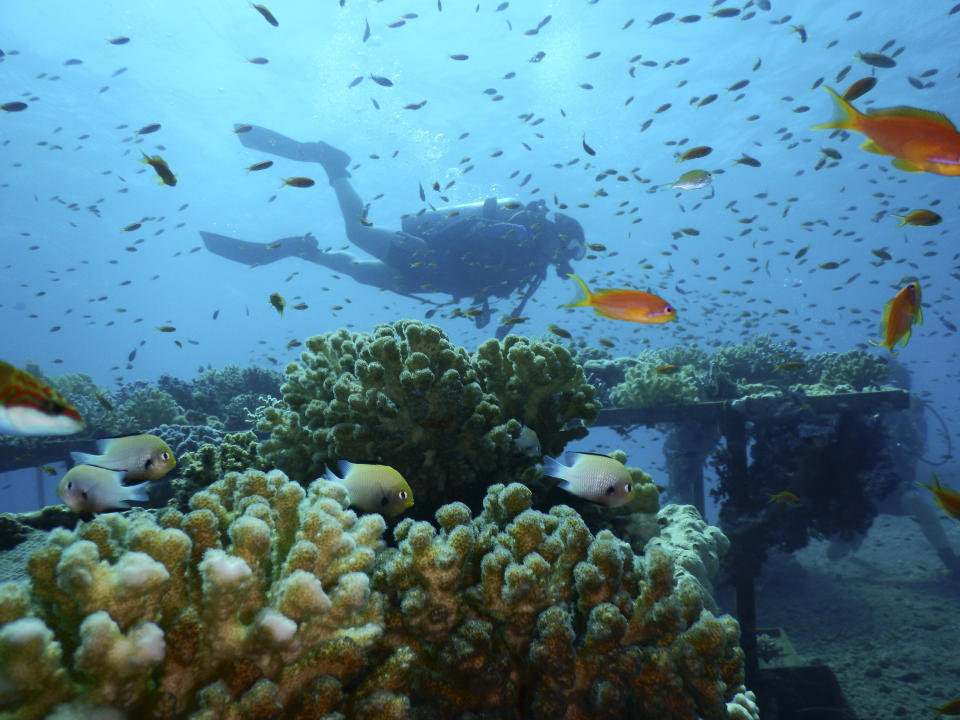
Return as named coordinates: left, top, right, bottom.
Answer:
left=233, top=125, right=351, bottom=178
left=234, top=124, right=318, bottom=161
left=200, top=231, right=322, bottom=266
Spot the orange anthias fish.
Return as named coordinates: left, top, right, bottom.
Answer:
left=812, top=87, right=960, bottom=176
left=0, top=360, right=84, bottom=436
left=933, top=695, right=960, bottom=716
left=919, top=473, right=960, bottom=521
left=869, top=281, right=922, bottom=355
left=767, top=491, right=801, bottom=506
left=565, top=273, right=677, bottom=324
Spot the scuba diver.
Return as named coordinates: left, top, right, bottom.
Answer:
left=200, top=125, right=587, bottom=338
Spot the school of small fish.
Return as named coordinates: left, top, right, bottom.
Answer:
left=1, top=0, right=957, bottom=391
left=4, top=9, right=960, bottom=716
left=1, top=4, right=960, bottom=547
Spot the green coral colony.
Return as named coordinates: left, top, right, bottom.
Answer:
left=4, top=320, right=890, bottom=718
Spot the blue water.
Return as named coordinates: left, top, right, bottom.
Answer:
left=3, top=1, right=958, bottom=486
left=3, top=1, right=958, bottom=503
left=3, top=1, right=960, bottom=715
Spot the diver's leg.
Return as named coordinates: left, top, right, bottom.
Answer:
left=234, top=124, right=351, bottom=174
left=234, top=126, right=427, bottom=265
left=900, top=488, right=960, bottom=574
left=309, top=250, right=403, bottom=289
left=328, top=177, right=426, bottom=262
left=201, top=231, right=323, bottom=266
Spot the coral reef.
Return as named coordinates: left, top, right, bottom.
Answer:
left=172, top=431, right=269, bottom=509
left=609, top=349, right=705, bottom=409
left=374, top=482, right=744, bottom=719
left=0, top=469, right=387, bottom=720
left=725, top=688, right=760, bottom=720
left=602, top=336, right=892, bottom=409
left=808, top=349, right=890, bottom=392
left=159, top=365, right=283, bottom=430
left=258, top=320, right=599, bottom=516
left=711, top=335, right=797, bottom=387
left=0, top=471, right=748, bottom=720
left=150, top=424, right=226, bottom=459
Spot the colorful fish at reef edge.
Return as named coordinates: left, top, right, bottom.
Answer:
left=869, top=281, right=922, bottom=355
left=0, top=360, right=84, bottom=436
left=543, top=451, right=635, bottom=507
left=70, top=434, right=176, bottom=481
left=564, top=273, right=676, bottom=324
left=323, top=460, right=414, bottom=516
left=812, top=87, right=960, bottom=176
left=919, top=473, right=960, bottom=520
left=767, top=491, right=801, bottom=506
left=57, top=465, right=149, bottom=514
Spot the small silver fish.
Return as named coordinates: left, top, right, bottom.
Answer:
left=543, top=452, right=634, bottom=506
left=70, top=433, right=176, bottom=481
left=323, top=461, right=414, bottom=516
left=57, top=464, right=149, bottom=514
left=514, top=425, right=542, bottom=457
left=669, top=169, right=713, bottom=190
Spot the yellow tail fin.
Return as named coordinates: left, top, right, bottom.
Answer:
left=811, top=86, right=861, bottom=131
left=564, top=273, right=593, bottom=308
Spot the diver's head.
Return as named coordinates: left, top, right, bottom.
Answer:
left=553, top=212, right=585, bottom=275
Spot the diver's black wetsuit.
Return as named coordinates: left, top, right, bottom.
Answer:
left=201, top=126, right=586, bottom=336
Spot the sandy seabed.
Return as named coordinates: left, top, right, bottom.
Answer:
left=752, top=512, right=960, bottom=720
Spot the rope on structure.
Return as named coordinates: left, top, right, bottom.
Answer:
left=919, top=400, right=953, bottom=467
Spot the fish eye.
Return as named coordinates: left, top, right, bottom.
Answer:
left=625, top=484, right=632, bottom=493
left=67, top=481, right=73, bottom=490
left=398, top=490, right=409, bottom=500
left=907, top=283, right=915, bottom=289
left=43, top=399, right=66, bottom=415
left=161, top=452, right=170, bottom=461
left=665, top=305, right=675, bottom=313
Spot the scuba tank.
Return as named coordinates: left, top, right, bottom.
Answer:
left=401, top=197, right=523, bottom=240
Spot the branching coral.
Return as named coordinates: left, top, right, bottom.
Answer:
left=711, top=335, right=797, bottom=386
left=374, top=483, right=744, bottom=719
left=809, top=349, right=889, bottom=391
left=258, top=320, right=599, bottom=514
left=172, top=431, right=268, bottom=510
left=609, top=352, right=704, bottom=409
left=0, top=469, right=388, bottom=719
left=159, top=365, right=283, bottom=431
left=604, top=337, right=892, bottom=410
left=0, top=470, right=748, bottom=720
